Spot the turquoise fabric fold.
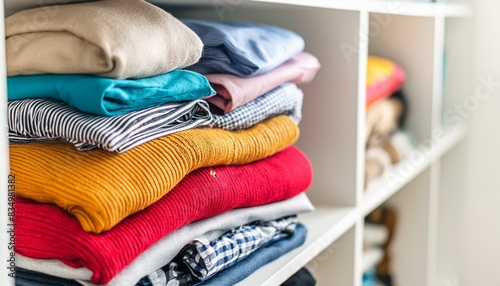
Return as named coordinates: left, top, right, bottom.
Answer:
left=7, top=70, right=216, bottom=116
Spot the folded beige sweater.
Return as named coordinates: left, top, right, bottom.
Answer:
left=6, top=0, right=203, bottom=79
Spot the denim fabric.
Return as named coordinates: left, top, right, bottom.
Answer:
left=182, top=19, right=304, bottom=77
left=281, top=268, right=316, bottom=286
left=15, top=267, right=82, bottom=286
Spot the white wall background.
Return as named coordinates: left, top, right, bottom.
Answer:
left=459, top=1, right=500, bottom=285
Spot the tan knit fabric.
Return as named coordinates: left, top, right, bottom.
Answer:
left=10, top=116, right=299, bottom=233
left=6, top=0, right=203, bottom=79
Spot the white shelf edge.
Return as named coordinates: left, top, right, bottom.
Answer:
left=361, top=124, right=467, bottom=216
left=3, top=1, right=471, bottom=20
left=145, top=0, right=470, bottom=17
left=236, top=207, right=358, bottom=286
left=250, top=0, right=470, bottom=17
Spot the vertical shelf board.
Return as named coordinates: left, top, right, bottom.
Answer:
left=425, top=161, right=441, bottom=286
left=434, top=143, right=467, bottom=286
left=307, top=226, right=357, bottom=286
left=353, top=219, right=365, bottom=286
left=368, top=14, right=436, bottom=143
left=0, top=2, right=13, bottom=286
left=437, top=14, right=471, bottom=286
left=189, top=3, right=364, bottom=206
left=355, top=10, right=369, bottom=205
left=442, top=16, right=473, bottom=127
left=386, top=168, right=432, bottom=286
left=432, top=16, right=445, bottom=132
left=426, top=15, right=445, bottom=286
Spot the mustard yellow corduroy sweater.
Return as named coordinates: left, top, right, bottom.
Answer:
left=10, top=115, right=299, bottom=233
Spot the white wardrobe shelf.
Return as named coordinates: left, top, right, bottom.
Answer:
left=245, top=0, right=470, bottom=17
left=236, top=124, right=467, bottom=286
left=362, top=124, right=467, bottom=216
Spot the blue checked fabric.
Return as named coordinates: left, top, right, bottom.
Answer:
left=8, top=99, right=212, bottom=153
left=210, top=83, right=303, bottom=130
left=182, top=216, right=298, bottom=281
left=181, top=19, right=304, bottom=77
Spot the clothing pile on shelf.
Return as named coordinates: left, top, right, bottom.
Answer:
left=363, top=206, right=398, bottom=286
left=364, top=56, right=415, bottom=188
left=6, top=1, right=321, bottom=286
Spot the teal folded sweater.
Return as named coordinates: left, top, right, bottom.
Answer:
left=7, top=71, right=216, bottom=116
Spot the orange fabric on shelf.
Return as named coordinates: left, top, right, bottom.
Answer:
left=10, top=115, right=299, bottom=234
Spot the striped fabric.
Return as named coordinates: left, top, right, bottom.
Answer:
left=8, top=99, right=212, bottom=153
left=183, top=216, right=298, bottom=281
left=181, top=19, right=304, bottom=77
left=210, top=83, right=303, bottom=130
left=8, top=82, right=302, bottom=151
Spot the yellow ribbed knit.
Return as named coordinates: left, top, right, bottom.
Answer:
left=10, top=115, right=299, bottom=233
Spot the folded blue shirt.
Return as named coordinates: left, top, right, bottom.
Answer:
left=7, top=71, right=216, bottom=116
left=181, top=19, right=304, bottom=77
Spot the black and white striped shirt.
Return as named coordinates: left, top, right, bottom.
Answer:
left=8, top=99, right=212, bottom=153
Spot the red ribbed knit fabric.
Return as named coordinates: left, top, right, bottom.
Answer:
left=15, top=146, right=312, bottom=284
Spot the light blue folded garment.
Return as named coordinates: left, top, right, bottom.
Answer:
left=7, top=70, right=216, bottom=116
left=181, top=19, right=304, bottom=77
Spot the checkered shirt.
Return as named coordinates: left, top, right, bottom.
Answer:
left=210, top=83, right=303, bottom=130
left=182, top=216, right=298, bottom=281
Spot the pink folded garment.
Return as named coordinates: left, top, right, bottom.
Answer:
left=205, top=52, right=320, bottom=113
left=15, top=146, right=313, bottom=285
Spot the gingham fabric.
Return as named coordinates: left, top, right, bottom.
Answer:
left=8, top=98, right=212, bottom=153
left=182, top=216, right=298, bottom=281
left=210, top=82, right=303, bottom=130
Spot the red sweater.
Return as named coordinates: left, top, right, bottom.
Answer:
left=15, top=146, right=313, bottom=284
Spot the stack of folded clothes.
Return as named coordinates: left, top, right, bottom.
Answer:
left=364, top=56, right=415, bottom=187
left=7, top=1, right=321, bottom=286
